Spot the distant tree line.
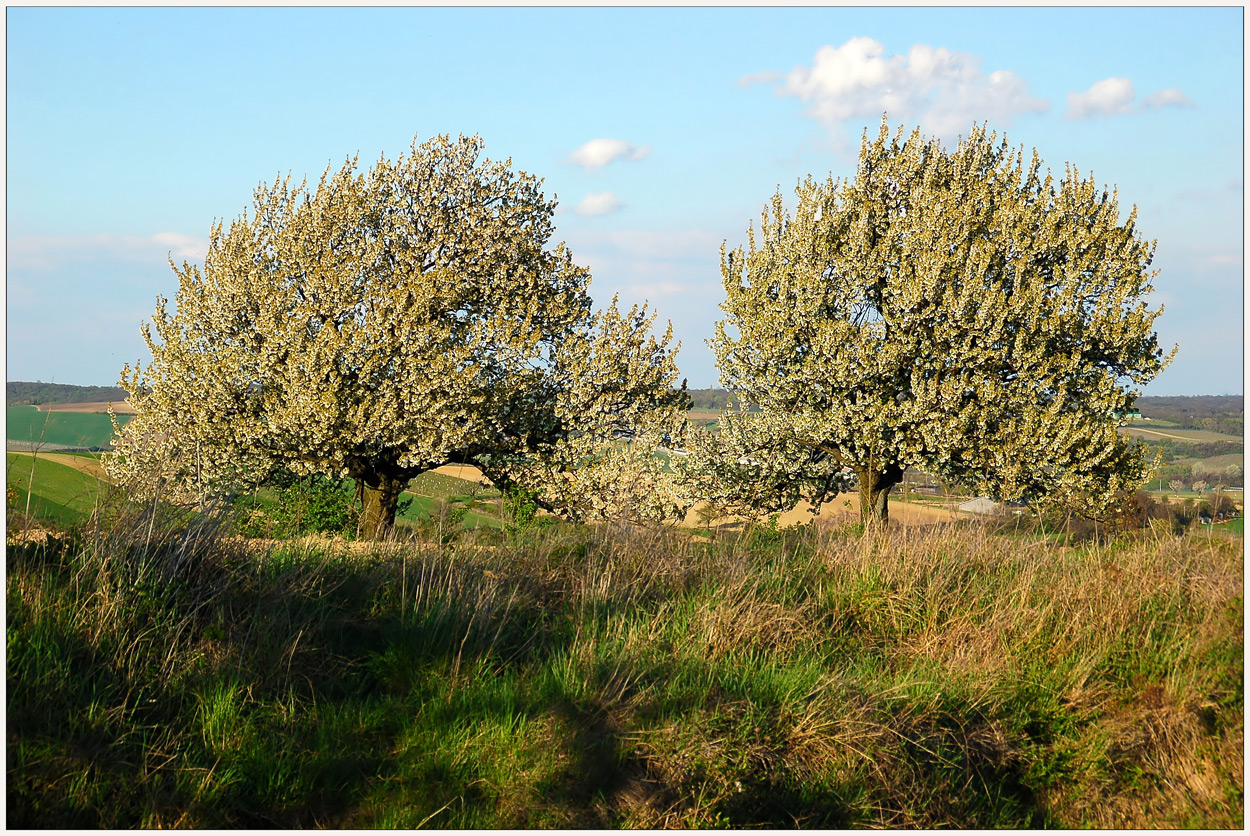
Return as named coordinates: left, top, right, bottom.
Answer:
left=683, top=390, right=1244, bottom=438
left=1144, top=438, right=1243, bottom=463
left=685, top=388, right=733, bottom=411
left=7, top=381, right=129, bottom=406
left=1136, top=395, right=1243, bottom=436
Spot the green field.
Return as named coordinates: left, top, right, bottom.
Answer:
left=6, top=405, right=131, bottom=449
left=1182, top=453, right=1245, bottom=476
left=6, top=452, right=103, bottom=528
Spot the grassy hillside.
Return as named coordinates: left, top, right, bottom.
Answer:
left=6, top=452, right=103, bottom=528
left=6, top=507, right=1242, bottom=829
left=7, top=405, right=131, bottom=450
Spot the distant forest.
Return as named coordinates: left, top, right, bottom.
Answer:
left=687, top=388, right=1243, bottom=435
left=7, top=381, right=128, bottom=406
left=1135, top=395, right=1243, bottom=436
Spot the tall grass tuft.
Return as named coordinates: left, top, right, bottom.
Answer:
left=7, top=498, right=1242, bottom=829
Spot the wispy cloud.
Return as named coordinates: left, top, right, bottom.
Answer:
left=737, top=70, right=782, bottom=88
left=10, top=232, right=208, bottom=272
left=1142, top=87, right=1195, bottom=110
left=566, top=228, right=723, bottom=297
left=574, top=191, right=626, bottom=217
left=1066, top=78, right=1194, bottom=119
left=565, top=138, right=650, bottom=171
left=1066, top=77, right=1136, bottom=119
left=752, top=37, right=1048, bottom=144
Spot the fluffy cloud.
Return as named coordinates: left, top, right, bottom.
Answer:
left=565, top=138, right=650, bottom=171
left=1066, top=78, right=1194, bottom=119
left=752, top=37, right=1048, bottom=142
left=1066, top=77, right=1137, bottom=119
left=574, top=191, right=626, bottom=217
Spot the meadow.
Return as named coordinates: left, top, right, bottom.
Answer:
left=6, top=452, right=104, bottom=529
left=6, top=405, right=131, bottom=450
left=5, top=474, right=1244, bottom=828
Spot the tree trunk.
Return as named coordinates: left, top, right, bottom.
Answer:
left=356, top=469, right=406, bottom=541
left=857, top=462, right=904, bottom=527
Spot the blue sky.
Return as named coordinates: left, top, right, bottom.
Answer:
left=6, top=6, right=1243, bottom=395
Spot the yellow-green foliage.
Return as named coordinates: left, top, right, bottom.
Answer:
left=105, top=135, right=688, bottom=536
left=684, top=120, right=1172, bottom=524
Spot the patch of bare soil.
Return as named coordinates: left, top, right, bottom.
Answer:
left=34, top=401, right=136, bottom=414
left=681, top=494, right=960, bottom=532
left=432, top=463, right=492, bottom=485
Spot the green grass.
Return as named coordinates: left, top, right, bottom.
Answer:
left=396, top=493, right=503, bottom=530
left=399, top=470, right=504, bottom=530
left=407, top=470, right=499, bottom=501
left=1186, top=453, right=1245, bottom=476
left=6, top=452, right=103, bottom=528
left=6, top=506, right=1242, bottom=829
left=6, top=405, right=131, bottom=449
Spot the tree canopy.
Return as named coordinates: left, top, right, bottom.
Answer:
left=680, top=120, right=1173, bottom=525
left=106, top=134, right=688, bottom=537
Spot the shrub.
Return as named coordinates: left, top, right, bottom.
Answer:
left=271, top=475, right=359, bottom=538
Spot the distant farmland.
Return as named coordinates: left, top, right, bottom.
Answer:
left=1124, top=425, right=1243, bottom=444
left=6, top=405, right=131, bottom=450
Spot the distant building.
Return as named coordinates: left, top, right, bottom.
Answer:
left=958, top=496, right=1003, bottom=516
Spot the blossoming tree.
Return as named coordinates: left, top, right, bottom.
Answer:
left=107, top=134, right=689, bottom=538
left=681, top=120, right=1172, bottom=525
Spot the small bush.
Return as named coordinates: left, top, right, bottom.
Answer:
left=273, top=476, right=358, bottom=538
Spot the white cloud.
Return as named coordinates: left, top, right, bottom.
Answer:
left=565, top=228, right=724, bottom=298
left=1142, top=87, right=1195, bottom=110
left=1066, top=78, right=1194, bottom=119
left=737, top=70, right=783, bottom=88
left=763, top=37, right=1048, bottom=143
left=565, top=138, right=650, bottom=171
left=1066, top=77, right=1137, bottom=119
left=150, top=232, right=208, bottom=260
left=574, top=191, right=626, bottom=217
left=10, top=232, right=208, bottom=272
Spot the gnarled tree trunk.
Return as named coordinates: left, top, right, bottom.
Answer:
left=352, top=462, right=409, bottom=541
left=856, top=462, right=904, bottom=527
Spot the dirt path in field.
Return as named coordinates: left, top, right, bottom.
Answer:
left=7, top=450, right=108, bottom=480
left=1124, top=426, right=1242, bottom=443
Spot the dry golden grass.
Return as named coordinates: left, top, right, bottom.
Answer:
left=8, top=499, right=1241, bottom=829
left=7, top=450, right=107, bottom=480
